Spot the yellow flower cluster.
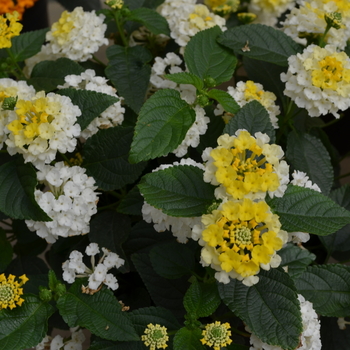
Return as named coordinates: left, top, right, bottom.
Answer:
left=142, top=324, right=169, bottom=350
left=0, top=11, right=22, bottom=49
left=188, top=5, right=217, bottom=31
left=51, top=10, right=75, bottom=46
left=204, top=0, right=239, bottom=15
left=201, top=321, right=232, bottom=350
left=0, top=273, right=29, bottom=310
left=0, top=0, right=39, bottom=19
left=201, top=198, right=283, bottom=279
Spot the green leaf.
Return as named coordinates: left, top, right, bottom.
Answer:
left=128, top=7, right=170, bottom=35
left=57, top=281, right=139, bottom=341
left=57, top=88, right=119, bottom=130
left=138, top=165, right=215, bottom=217
left=287, top=132, right=334, bottom=195
left=117, top=186, right=144, bottom=216
left=28, top=58, right=85, bottom=92
left=218, top=24, right=303, bottom=67
left=279, top=243, right=316, bottom=279
left=129, top=89, right=196, bottom=163
left=321, top=317, right=350, bottom=350
left=165, top=72, right=204, bottom=90
left=267, top=185, right=350, bottom=235
left=184, top=280, right=221, bottom=318
left=320, top=185, right=350, bottom=257
left=0, top=295, right=55, bottom=350
left=295, top=264, right=350, bottom=317
left=90, top=339, right=143, bottom=350
left=106, top=45, right=152, bottom=113
left=173, top=327, right=205, bottom=350
left=223, top=100, right=276, bottom=143
left=218, top=268, right=302, bottom=350
left=10, top=28, right=49, bottom=61
left=0, top=229, right=13, bottom=272
left=207, top=89, right=240, bottom=114
left=185, top=26, right=237, bottom=84
left=83, top=126, right=147, bottom=191
left=131, top=252, right=189, bottom=318
left=150, top=241, right=196, bottom=279
left=0, top=157, right=51, bottom=221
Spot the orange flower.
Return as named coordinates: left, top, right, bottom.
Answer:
left=0, top=0, right=39, bottom=19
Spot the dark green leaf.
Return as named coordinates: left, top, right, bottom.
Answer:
left=0, top=295, right=55, bottom=349
left=129, top=89, right=196, bottom=163
left=10, top=28, right=49, bottom=61
left=165, top=72, right=204, bottom=90
left=138, top=165, right=215, bottom=217
left=0, top=157, right=51, bottom=221
left=321, top=317, right=350, bottom=350
left=173, top=327, right=205, bottom=350
left=90, top=339, right=143, bottom=350
left=150, top=241, right=195, bottom=279
left=57, top=88, right=119, bottom=130
left=28, top=58, right=85, bottom=92
left=184, top=280, right=221, bottom=318
left=223, top=100, right=275, bottom=143
left=295, top=264, right=350, bottom=317
left=83, top=126, right=147, bottom=191
left=185, top=26, right=237, bottom=84
left=287, top=132, right=334, bottom=195
left=267, top=185, right=350, bottom=236
left=218, top=24, right=303, bottom=67
left=57, top=281, right=139, bottom=341
left=117, top=186, right=144, bottom=216
left=106, top=45, right=152, bottom=113
left=207, top=89, right=240, bottom=114
left=218, top=268, right=302, bottom=350
left=279, top=244, right=316, bottom=279
left=128, top=7, right=170, bottom=35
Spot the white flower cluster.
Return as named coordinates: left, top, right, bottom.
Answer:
left=281, top=44, right=350, bottom=118
left=248, top=0, right=295, bottom=27
left=282, top=0, right=350, bottom=50
left=150, top=53, right=210, bottom=157
left=25, top=162, right=98, bottom=243
left=248, top=294, right=321, bottom=350
left=157, top=0, right=226, bottom=52
left=25, top=7, right=108, bottom=75
left=226, top=81, right=280, bottom=129
left=5, top=91, right=81, bottom=166
left=0, top=78, right=36, bottom=148
left=36, top=327, right=85, bottom=350
left=62, top=243, right=125, bottom=292
left=142, top=158, right=204, bottom=243
left=59, top=69, right=125, bottom=139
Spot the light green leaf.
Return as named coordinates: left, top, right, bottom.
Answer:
left=183, top=280, right=221, bottom=318
left=295, top=264, right=350, bottom=317
left=0, top=295, right=55, bottom=350
left=57, top=281, right=139, bottom=341
left=165, top=72, right=204, bottom=90
left=223, top=100, right=276, bottom=142
left=267, top=185, right=350, bottom=236
left=218, top=24, right=303, bottom=67
left=138, top=165, right=215, bottom=217
left=185, top=26, right=237, bottom=84
left=105, top=45, right=152, bottom=113
left=218, top=268, right=302, bottom=350
left=150, top=241, right=196, bottom=279
left=128, top=7, right=170, bottom=35
left=287, top=133, right=334, bottom=195
left=57, top=88, right=119, bottom=130
left=173, top=327, right=205, bottom=350
left=0, top=157, right=51, bottom=221
left=279, top=243, right=316, bottom=279
left=129, top=89, right=196, bottom=163
left=207, top=89, right=240, bottom=114
left=83, top=126, right=147, bottom=191
left=10, top=28, right=49, bottom=61
left=28, top=58, right=84, bottom=92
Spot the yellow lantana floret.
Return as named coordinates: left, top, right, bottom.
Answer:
left=200, top=321, right=232, bottom=350
left=0, top=11, right=22, bottom=49
left=141, top=324, right=169, bottom=350
left=0, top=273, right=28, bottom=310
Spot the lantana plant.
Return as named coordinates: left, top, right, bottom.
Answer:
left=0, top=0, right=350, bottom=349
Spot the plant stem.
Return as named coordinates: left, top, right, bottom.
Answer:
left=92, top=55, right=107, bottom=67
left=114, top=12, right=128, bottom=47
left=6, top=48, right=26, bottom=80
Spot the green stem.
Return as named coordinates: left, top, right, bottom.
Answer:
left=59, top=152, right=72, bottom=166
left=114, top=12, right=128, bottom=46
left=0, top=219, right=12, bottom=227
left=97, top=202, right=119, bottom=211
left=320, top=113, right=344, bottom=128
left=92, top=55, right=107, bottom=67
left=6, top=48, right=26, bottom=80
left=335, top=171, right=350, bottom=180
left=319, top=23, right=332, bottom=48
